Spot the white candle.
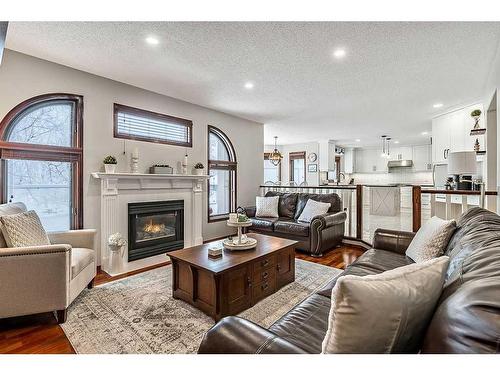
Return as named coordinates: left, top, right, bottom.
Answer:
left=132, top=147, right=139, bottom=159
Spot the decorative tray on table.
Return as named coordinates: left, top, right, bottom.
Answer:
left=223, top=220, right=256, bottom=250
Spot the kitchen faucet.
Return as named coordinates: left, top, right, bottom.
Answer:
left=337, top=172, right=346, bottom=185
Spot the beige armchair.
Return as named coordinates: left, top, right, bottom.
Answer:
left=0, top=202, right=97, bottom=323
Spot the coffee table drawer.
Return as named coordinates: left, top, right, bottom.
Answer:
left=253, top=254, right=276, bottom=272
left=253, top=277, right=277, bottom=302
left=253, top=266, right=276, bottom=284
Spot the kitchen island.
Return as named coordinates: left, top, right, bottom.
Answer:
left=368, top=185, right=401, bottom=216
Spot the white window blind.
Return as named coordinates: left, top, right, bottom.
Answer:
left=114, top=104, right=192, bottom=146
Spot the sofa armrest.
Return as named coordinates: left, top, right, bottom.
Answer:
left=198, top=316, right=307, bottom=354
left=372, top=228, right=415, bottom=255
left=48, top=229, right=97, bottom=249
left=242, top=206, right=257, bottom=218
left=311, top=211, right=347, bottom=229
left=0, top=244, right=71, bottom=318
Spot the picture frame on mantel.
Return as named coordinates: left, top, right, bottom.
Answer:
left=308, top=164, right=318, bottom=172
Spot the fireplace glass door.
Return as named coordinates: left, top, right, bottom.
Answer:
left=128, top=200, right=184, bottom=261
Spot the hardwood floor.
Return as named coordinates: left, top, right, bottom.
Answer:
left=0, top=244, right=363, bottom=354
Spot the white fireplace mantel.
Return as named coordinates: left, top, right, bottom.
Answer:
left=92, top=172, right=209, bottom=276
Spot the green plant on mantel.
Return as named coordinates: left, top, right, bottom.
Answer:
left=471, top=109, right=482, bottom=117
left=103, top=155, right=117, bottom=164
left=194, top=162, right=204, bottom=169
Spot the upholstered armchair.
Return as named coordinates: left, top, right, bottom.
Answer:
left=0, top=202, right=97, bottom=323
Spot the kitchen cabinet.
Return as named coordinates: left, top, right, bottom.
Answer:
left=389, top=146, right=412, bottom=161
left=432, top=104, right=484, bottom=163
left=413, top=145, right=432, bottom=171
left=343, top=148, right=354, bottom=173
left=355, top=148, right=387, bottom=173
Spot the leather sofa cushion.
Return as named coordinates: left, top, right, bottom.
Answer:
left=274, top=220, right=309, bottom=237
left=316, top=263, right=382, bottom=298
left=269, top=294, right=331, bottom=353
left=353, top=249, right=414, bottom=272
left=265, top=191, right=298, bottom=219
left=250, top=217, right=278, bottom=232
left=71, top=248, right=95, bottom=279
left=294, top=193, right=341, bottom=220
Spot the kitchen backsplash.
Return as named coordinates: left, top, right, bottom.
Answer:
left=350, top=171, right=433, bottom=185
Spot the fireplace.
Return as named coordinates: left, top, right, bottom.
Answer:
left=128, top=200, right=184, bottom=261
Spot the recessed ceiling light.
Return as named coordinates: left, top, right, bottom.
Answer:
left=333, top=49, right=346, bottom=59
left=355, top=139, right=361, bottom=142
left=394, top=140, right=400, bottom=144
left=145, top=36, right=159, bottom=45
left=421, top=131, right=429, bottom=136
left=244, top=82, right=254, bottom=90
left=433, top=103, right=443, bottom=108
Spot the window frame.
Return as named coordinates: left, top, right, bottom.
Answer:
left=207, top=125, right=237, bottom=223
left=289, top=151, right=306, bottom=184
left=264, top=152, right=282, bottom=183
left=0, top=93, right=84, bottom=230
left=113, top=103, right=193, bottom=148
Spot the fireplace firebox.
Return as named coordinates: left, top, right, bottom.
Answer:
left=128, top=200, right=184, bottom=261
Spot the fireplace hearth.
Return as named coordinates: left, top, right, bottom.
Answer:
left=128, top=200, right=184, bottom=261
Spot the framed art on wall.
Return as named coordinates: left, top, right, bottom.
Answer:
left=308, top=164, right=318, bottom=172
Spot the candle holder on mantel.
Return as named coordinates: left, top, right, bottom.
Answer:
left=131, top=155, right=139, bottom=173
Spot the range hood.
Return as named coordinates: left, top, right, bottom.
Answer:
left=387, top=160, right=413, bottom=169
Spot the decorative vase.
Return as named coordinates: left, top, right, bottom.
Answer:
left=104, top=164, right=116, bottom=173
left=474, top=138, right=480, bottom=152
left=108, top=244, right=123, bottom=275
left=194, top=168, right=204, bottom=175
left=473, top=115, right=481, bottom=129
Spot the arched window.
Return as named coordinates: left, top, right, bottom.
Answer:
left=208, top=125, right=237, bottom=222
left=0, top=94, right=83, bottom=231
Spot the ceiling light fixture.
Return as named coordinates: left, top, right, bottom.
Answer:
left=244, top=82, right=254, bottom=89
left=421, top=131, right=429, bottom=136
left=433, top=103, right=443, bottom=108
left=333, top=49, right=346, bottom=59
left=355, top=139, right=361, bottom=142
left=269, top=136, right=283, bottom=166
left=381, top=135, right=387, bottom=157
left=394, top=140, right=400, bottom=144
left=145, top=36, right=159, bottom=45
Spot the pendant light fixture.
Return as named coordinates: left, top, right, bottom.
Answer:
left=380, top=135, right=387, bottom=157
left=269, top=136, right=283, bottom=166
left=386, top=137, right=391, bottom=158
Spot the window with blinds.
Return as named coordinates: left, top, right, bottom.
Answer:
left=113, top=103, right=192, bottom=147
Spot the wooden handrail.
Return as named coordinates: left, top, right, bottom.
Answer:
left=421, top=189, right=497, bottom=196
left=259, top=184, right=356, bottom=190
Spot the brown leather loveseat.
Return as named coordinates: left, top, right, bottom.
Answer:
left=198, top=207, right=500, bottom=354
left=242, top=191, right=347, bottom=257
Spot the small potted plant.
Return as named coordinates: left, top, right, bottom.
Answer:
left=103, top=155, right=117, bottom=173
left=471, top=109, right=482, bottom=129
left=193, top=162, right=205, bottom=175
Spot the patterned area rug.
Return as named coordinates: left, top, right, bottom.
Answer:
left=61, top=259, right=341, bottom=354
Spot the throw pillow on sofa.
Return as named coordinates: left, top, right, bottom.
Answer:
left=322, top=256, right=450, bottom=354
left=0, top=210, right=50, bottom=248
left=255, top=196, right=279, bottom=218
left=405, top=216, right=456, bottom=263
left=297, top=199, right=331, bottom=223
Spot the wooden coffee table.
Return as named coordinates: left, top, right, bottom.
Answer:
left=168, top=233, right=297, bottom=321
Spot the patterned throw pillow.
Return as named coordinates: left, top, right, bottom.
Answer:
left=0, top=210, right=50, bottom=248
left=297, top=199, right=331, bottom=223
left=405, top=216, right=456, bottom=263
left=255, top=196, right=279, bottom=218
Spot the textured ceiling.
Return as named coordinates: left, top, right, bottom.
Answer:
left=6, top=22, right=500, bottom=146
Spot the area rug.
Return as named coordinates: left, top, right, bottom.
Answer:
left=61, top=259, right=341, bottom=354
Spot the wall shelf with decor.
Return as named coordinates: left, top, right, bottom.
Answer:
left=476, top=150, right=486, bottom=155
left=470, top=128, right=486, bottom=136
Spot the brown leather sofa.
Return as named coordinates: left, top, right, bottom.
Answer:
left=242, top=191, right=347, bottom=257
left=198, top=207, right=500, bottom=354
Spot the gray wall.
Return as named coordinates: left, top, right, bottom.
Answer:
left=0, top=50, right=264, bottom=257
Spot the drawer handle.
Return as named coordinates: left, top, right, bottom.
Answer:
left=261, top=283, right=269, bottom=291
left=262, top=272, right=269, bottom=280
left=277, top=264, right=281, bottom=271
left=262, top=259, right=269, bottom=267
left=247, top=277, right=252, bottom=288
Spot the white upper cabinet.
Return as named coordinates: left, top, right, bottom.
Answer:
left=413, top=144, right=432, bottom=171
left=431, top=104, right=484, bottom=164
left=343, top=148, right=354, bottom=173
